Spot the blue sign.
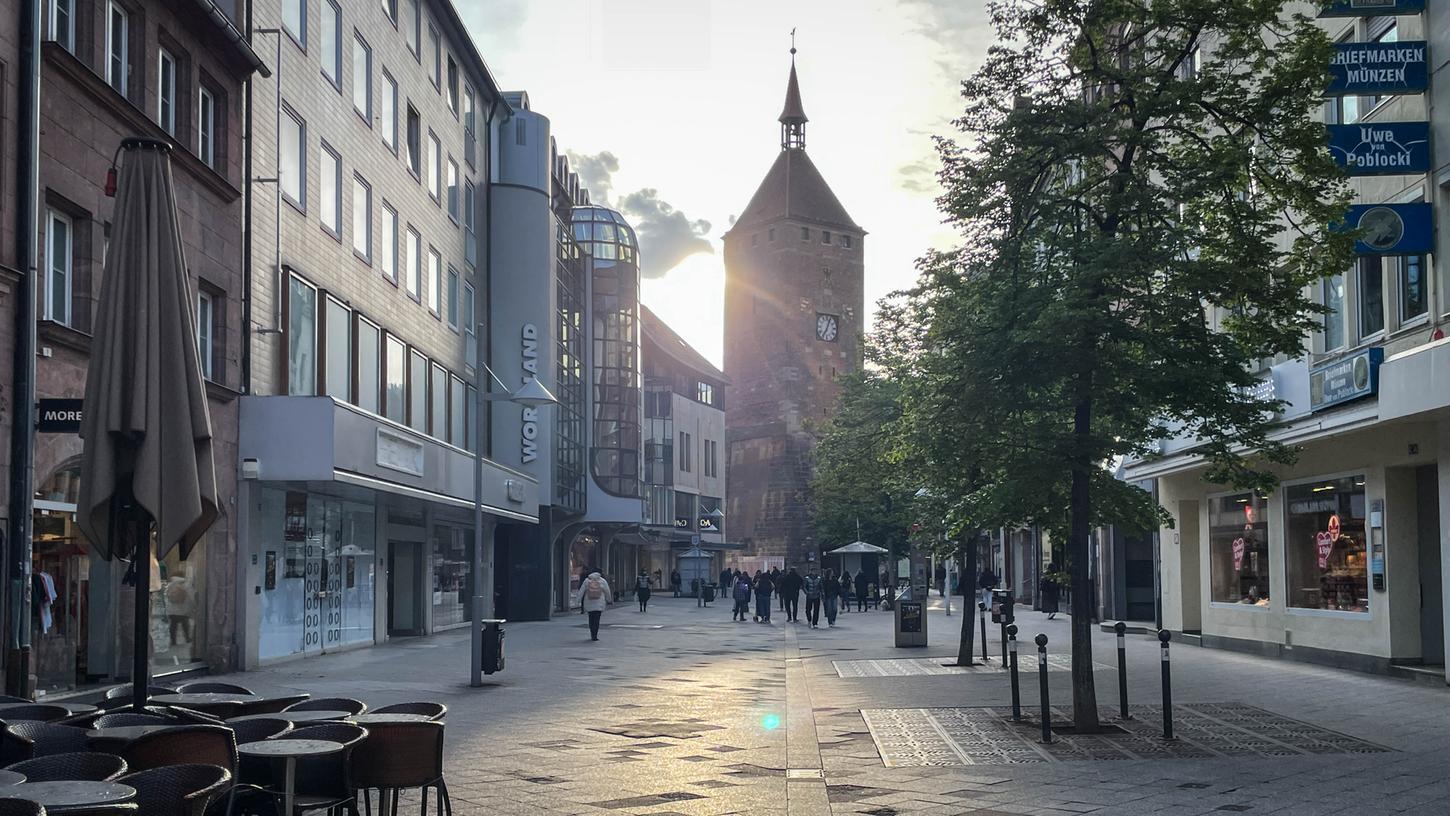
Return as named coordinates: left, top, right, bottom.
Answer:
left=1310, top=348, right=1382, bottom=411
left=1335, top=203, right=1433, bottom=254
left=1320, top=0, right=1425, bottom=17
left=1328, top=41, right=1428, bottom=96
left=1327, top=122, right=1430, bottom=175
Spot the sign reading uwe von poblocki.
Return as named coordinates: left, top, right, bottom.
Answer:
left=1328, top=41, right=1428, bottom=96
left=1327, top=122, right=1430, bottom=175
left=1320, top=0, right=1425, bottom=17
left=1335, top=202, right=1433, bottom=255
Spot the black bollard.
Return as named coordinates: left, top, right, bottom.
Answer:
left=1158, top=629, right=1174, bottom=740
left=979, top=603, right=990, bottom=662
left=1115, top=621, right=1130, bottom=720
left=1035, top=633, right=1052, bottom=743
left=1007, top=623, right=1021, bottom=721
left=1000, top=597, right=1014, bottom=665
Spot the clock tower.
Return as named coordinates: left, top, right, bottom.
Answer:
left=723, top=48, right=865, bottom=567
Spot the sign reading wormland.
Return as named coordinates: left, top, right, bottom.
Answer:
left=1328, top=41, right=1428, bottom=96
left=1327, top=122, right=1430, bottom=175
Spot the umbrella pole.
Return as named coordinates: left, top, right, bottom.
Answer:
left=132, top=524, right=150, bottom=711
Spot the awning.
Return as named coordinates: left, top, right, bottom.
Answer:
left=826, top=541, right=889, bottom=555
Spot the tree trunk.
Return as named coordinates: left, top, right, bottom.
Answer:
left=955, top=544, right=976, bottom=666
left=1069, top=397, right=1101, bottom=732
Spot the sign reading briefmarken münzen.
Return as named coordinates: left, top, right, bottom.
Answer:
left=1327, top=122, right=1430, bottom=175
left=1327, top=41, right=1428, bottom=96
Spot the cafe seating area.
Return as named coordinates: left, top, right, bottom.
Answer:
left=0, top=683, right=452, bottom=815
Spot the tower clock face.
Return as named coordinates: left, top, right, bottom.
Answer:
left=816, top=313, right=840, bottom=342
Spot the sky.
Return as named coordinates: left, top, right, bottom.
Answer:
left=461, top=0, right=993, bottom=366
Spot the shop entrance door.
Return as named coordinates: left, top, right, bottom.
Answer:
left=388, top=542, right=423, bottom=636
left=1416, top=465, right=1443, bottom=665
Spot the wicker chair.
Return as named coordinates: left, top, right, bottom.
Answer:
left=0, top=798, right=44, bottom=816
left=283, top=697, right=366, bottom=716
left=120, top=764, right=232, bottom=816
left=101, top=685, right=176, bottom=708
left=0, top=697, right=31, bottom=705
left=272, top=723, right=367, bottom=816
left=230, top=718, right=292, bottom=789
left=351, top=721, right=449, bottom=816
left=371, top=702, right=446, bottom=721
left=174, top=682, right=254, bottom=695
left=120, top=724, right=237, bottom=775
left=158, top=706, right=225, bottom=725
left=0, top=706, right=68, bottom=723
left=94, top=712, right=176, bottom=728
left=235, top=694, right=309, bottom=717
left=6, top=751, right=128, bottom=782
left=0, top=722, right=89, bottom=762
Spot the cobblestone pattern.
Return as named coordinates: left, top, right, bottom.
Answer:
left=833, top=654, right=1099, bottom=677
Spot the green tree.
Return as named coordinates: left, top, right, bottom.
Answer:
left=910, top=0, right=1353, bottom=731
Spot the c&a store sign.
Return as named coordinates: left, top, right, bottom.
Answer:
left=1328, top=41, right=1428, bottom=96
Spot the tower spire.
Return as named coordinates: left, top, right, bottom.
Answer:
left=780, top=31, right=807, bottom=151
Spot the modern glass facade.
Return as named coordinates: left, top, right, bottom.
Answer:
left=555, top=215, right=587, bottom=512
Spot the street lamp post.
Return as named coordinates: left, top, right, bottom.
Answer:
left=471, top=323, right=558, bottom=687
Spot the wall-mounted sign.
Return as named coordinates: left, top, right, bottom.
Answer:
left=1320, top=0, right=1424, bottom=17
left=375, top=427, right=425, bottom=477
left=1327, top=41, right=1428, bottom=96
left=1327, top=122, right=1430, bottom=175
left=673, top=517, right=690, bottom=529
left=36, top=398, right=83, bottom=433
left=1335, top=202, right=1433, bottom=254
left=1309, top=347, right=1382, bottom=411
left=698, top=517, right=719, bottom=532
left=520, top=323, right=540, bottom=464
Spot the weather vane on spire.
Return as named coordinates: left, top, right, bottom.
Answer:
left=790, top=27, right=797, bottom=56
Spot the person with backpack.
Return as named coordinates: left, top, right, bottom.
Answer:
left=753, top=570, right=775, bottom=623
left=732, top=572, right=753, bottom=621
left=802, top=567, right=823, bottom=628
left=635, top=569, right=652, bottom=612
left=575, top=570, right=612, bottom=641
left=822, top=569, right=840, bottom=627
left=781, top=568, right=803, bottom=623
left=840, top=570, right=854, bottom=612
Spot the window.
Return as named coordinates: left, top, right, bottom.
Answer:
left=408, top=350, right=428, bottom=432
left=197, top=87, right=216, bottom=168
left=463, top=181, right=476, bottom=266
left=380, top=70, right=397, bottom=151
left=446, top=266, right=459, bottom=329
left=106, top=2, right=129, bottom=96
left=357, top=316, right=380, bottom=414
left=157, top=49, right=177, bottom=135
left=405, top=226, right=421, bottom=300
left=50, top=0, right=74, bottom=52
left=429, top=26, right=440, bottom=88
left=1367, top=22, right=1398, bottom=110
left=678, top=431, right=691, bottom=472
left=380, top=202, right=397, bottom=282
left=196, top=291, right=215, bottom=381
left=462, top=282, right=476, bottom=340
left=1322, top=273, right=1345, bottom=351
left=696, top=381, right=714, bottom=404
left=319, top=142, right=341, bottom=235
left=463, top=84, right=476, bottom=167
left=287, top=275, right=317, bottom=395
left=352, top=175, right=371, bottom=260
left=1209, top=493, right=1270, bottom=605
left=321, top=1, right=341, bottom=86
left=324, top=296, right=351, bottom=402
left=280, top=105, right=305, bottom=207
left=403, top=0, right=419, bottom=56
left=446, top=56, right=458, bottom=113
left=405, top=105, right=421, bottom=177
left=822, top=230, right=831, bottom=244
left=44, top=209, right=72, bottom=326
left=1331, top=32, right=1359, bottom=125
left=1399, top=254, right=1427, bottom=323
left=427, top=132, right=440, bottom=199
left=427, top=248, right=441, bottom=314
left=1179, top=46, right=1201, bottom=80
left=282, top=0, right=304, bottom=45
left=800, top=226, right=809, bottom=241
left=352, top=34, right=371, bottom=121
left=1286, top=476, right=1368, bottom=613
left=384, top=334, right=406, bottom=422
left=449, top=375, right=465, bottom=445
left=381, top=0, right=396, bottom=23
left=1357, top=257, right=1384, bottom=339
left=430, top=363, right=447, bottom=436
left=446, top=159, right=459, bottom=219
left=843, top=234, right=852, bottom=248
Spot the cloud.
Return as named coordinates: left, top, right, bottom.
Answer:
left=457, top=1, right=530, bottom=55
left=896, top=158, right=938, bottom=194
left=566, top=150, right=714, bottom=279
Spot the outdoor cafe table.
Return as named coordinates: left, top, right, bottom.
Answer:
left=86, top=724, right=179, bottom=752
left=0, top=769, right=25, bottom=785
left=350, top=713, right=435, bottom=724
left=148, top=692, right=255, bottom=706
left=238, top=738, right=343, bottom=816
left=0, top=701, right=98, bottom=717
left=229, top=710, right=351, bottom=724
left=6, top=780, right=137, bottom=814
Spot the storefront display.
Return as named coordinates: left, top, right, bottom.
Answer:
left=1286, top=476, right=1368, bottom=612
left=1209, top=492, right=1271, bottom=605
left=431, top=524, right=468, bottom=627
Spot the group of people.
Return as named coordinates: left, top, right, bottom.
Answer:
left=719, top=566, right=887, bottom=627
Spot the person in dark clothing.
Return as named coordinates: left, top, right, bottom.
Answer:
left=635, top=570, right=652, bottom=612
left=781, top=568, right=803, bottom=622
left=802, top=568, right=823, bottom=628
left=1040, top=563, right=1062, bottom=620
left=856, top=572, right=869, bottom=611
left=977, top=568, right=997, bottom=611
left=771, top=568, right=785, bottom=611
left=754, top=570, right=775, bottom=623
left=720, top=567, right=733, bottom=597
left=822, top=569, right=841, bottom=626
left=935, top=564, right=947, bottom=597
left=840, top=571, right=854, bottom=612
left=670, top=569, right=682, bottom=597
left=732, top=572, right=753, bottom=621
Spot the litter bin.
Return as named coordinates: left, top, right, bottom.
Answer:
left=480, top=619, right=506, bottom=674
left=702, top=584, right=716, bottom=605
left=894, top=585, right=928, bottom=647
left=990, top=590, right=1014, bottom=624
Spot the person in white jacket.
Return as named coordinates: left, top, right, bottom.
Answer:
left=575, top=570, right=612, bottom=641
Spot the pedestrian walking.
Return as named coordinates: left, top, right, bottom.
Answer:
left=1040, top=563, right=1061, bottom=620
left=840, top=570, right=854, bottom=612
left=771, top=567, right=785, bottom=612
left=856, top=572, right=869, bottom=612
left=635, top=570, right=652, bottom=612
left=575, top=570, right=612, bottom=641
left=720, top=566, right=733, bottom=597
left=754, top=570, right=775, bottom=623
left=822, top=569, right=840, bottom=626
left=732, top=572, right=753, bottom=621
left=978, top=567, right=997, bottom=611
left=935, top=563, right=946, bottom=597
left=803, top=567, right=823, bottom=628
left=781, top=568, right=803, bottom=622
left=671, top=568, right=682, bottom=597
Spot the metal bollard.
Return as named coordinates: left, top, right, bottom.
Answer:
left=1158, top=629, right=1174, bottom=740
left=1035, top=634, right=1052, bottom=743
left=979, top=603, right=990, bottom=662
left=1115, top=621, right=1130, bottom=720
left=1007, top=623, right=1021, bottom=721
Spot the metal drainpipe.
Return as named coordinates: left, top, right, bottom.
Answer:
left=5, top=0, right=42, bottom=696
left=241, top=3, right=255, bottom=394
left=482, top=94, right=502, bottom=460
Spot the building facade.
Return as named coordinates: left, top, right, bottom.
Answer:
left=235, top=0, right=538, bottom=667
left=723, top=52, right=865, bottom=568
left=1126, top=6, right=1450, bottom=679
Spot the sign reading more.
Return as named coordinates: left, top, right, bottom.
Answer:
left=1327, top=122, right=1430, bottom=175
left=1327, top=41, right=1428, bottom=96
left=36, top=398, right=84, bottom=433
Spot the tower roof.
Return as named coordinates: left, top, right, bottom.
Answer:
left=733, top=148, right=860, bottom=231
left=779, top=61, right=807, bottom=124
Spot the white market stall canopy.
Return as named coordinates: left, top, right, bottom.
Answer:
left=826, top=541, right=889, bottom=555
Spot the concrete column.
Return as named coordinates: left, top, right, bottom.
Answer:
left=1436, top=423, right=1450, bottom=683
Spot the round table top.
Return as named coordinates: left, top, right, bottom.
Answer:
left=238, top=738, right=344, bottom=759
left=87, top=724, right=177, bottom=742
left=6, top=781, right=136, bottom=812
left=351, top=713, right=435, bottom=724
left=229, top=710, right=351, bottom=724
left=0, top=770, right=25, bottom=785
left=150, top=692, right=255, bottom=705
left=0, top=701, right=98, bottom=715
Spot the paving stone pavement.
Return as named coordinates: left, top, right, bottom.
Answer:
left=211, top=595, right=1450, bottom=815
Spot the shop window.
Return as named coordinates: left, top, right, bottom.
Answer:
left=287, top=274, right=317, bottom=395
left=1357, top=257, right=1384, bottom=339
left=1209, top=493, right=1270, bottom=606
left=1285, top=476, right=1368, bottom=613
left=1399, top=254, right=1427, bottom=323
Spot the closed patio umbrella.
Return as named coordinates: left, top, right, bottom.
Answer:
left=76, top=137, right=219, bottom=709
